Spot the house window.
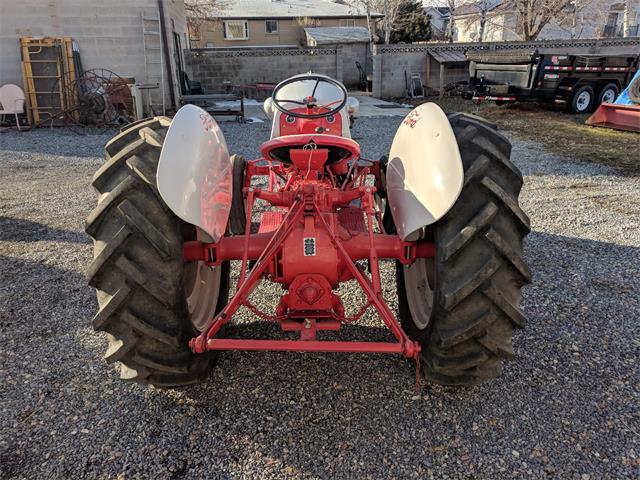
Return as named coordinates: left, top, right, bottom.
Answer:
left=266, top=20, right=279, bottom=33
left=605, top=11, right=619, bottom=27
left=341, top=19, right=356, bottom=27
left=603, top=11, right=620, bottom=36
left=223, top=20, right=249, bottom=40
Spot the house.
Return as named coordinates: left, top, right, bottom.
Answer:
left=602, top=1, right=640, bottom=37
left=0, top=0, right=188, bottom=113
left=424, top=6, right=451, bottom=40
left=454, top=0, right=514, bottom=42
left=190, top=0, right=383, bottom=48
left=454, top=0, right=640, bottom=42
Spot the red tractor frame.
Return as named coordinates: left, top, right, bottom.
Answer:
left=184, top=141, right=433, bottom=367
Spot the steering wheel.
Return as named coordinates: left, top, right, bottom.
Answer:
left=272, top=75, right=348, bottom=119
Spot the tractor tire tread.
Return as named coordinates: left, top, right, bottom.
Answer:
left=400, top=113, right=531, bottom=386
left=86, top=116, right=217, bottom=387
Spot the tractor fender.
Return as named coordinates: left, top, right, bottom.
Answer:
left=157, top=104, right=233, bottom=242
left=386, top=103, right=463, bottom=241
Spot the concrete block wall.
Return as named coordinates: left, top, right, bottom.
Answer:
left=0, top=0, right=187, bottom=114
left=338, top=43, right=371, bottom=87
left=373, top=37, right=640, bottom=98
left=185, top=48, right=341, bottom=93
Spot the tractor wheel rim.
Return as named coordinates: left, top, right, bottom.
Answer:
left=184, top=261, right=221, bottom=332
left=183, top=228, right=221, bottom=332
left=403, top=257, right=435, bottom=330
left=577, top=91, right=591, bottom=111
left=602, top=89, right=615, bottom=103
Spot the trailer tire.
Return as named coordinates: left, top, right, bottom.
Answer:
left=395, top=113, right=531, bottom=386
left=229, top=154, right=247, bottom=235
left=568, top=84, right=596, bottom=114
left=597, top=83, right=619, bottom=105
left=86, top=117, right=230, bottom=387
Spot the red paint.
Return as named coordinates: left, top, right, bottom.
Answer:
left=261, top=133, right=360, bottom=162
left=206, top=339, right=405, bottom=354
left=279, top=106, right=344, bottom=136
left=185, top=106, right=429, bottom=365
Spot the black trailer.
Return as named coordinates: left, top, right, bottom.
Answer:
left=463, top=51, right=640, bottom=113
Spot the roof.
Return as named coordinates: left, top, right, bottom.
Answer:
left=429, top=50, right=467, bottom=63
left=456, top=0, right=502, bottom=17
left=425, top=6, right=451, bottom=17
left=305, top=26, right=371, bottom=45
left=218, top=0, right=384, bottom=19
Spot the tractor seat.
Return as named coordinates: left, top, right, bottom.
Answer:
left=260, top=134, right=360, bottom=164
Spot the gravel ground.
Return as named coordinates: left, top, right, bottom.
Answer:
left=1, top=119, right=639, bottom=479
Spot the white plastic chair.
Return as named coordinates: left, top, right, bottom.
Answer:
left=0, top=84, right=26, bottom=131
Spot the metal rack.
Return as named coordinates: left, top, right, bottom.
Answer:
left=20, top=37, right=76, bottom=125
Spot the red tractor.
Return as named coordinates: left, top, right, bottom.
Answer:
left=86, top=74, right=530, bottom=388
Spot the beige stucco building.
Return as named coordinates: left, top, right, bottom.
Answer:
left=0, top=0, right=188, bottom=113
left=190, top=0, right=382, bottom=48
left=454, top=0, right=640, bottom=42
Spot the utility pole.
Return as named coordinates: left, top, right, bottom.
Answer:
left=622, top=0, right=630, bottom=37
left=447, top=0, right=456, bottom=42
left=383, top=0, right=390, bottom=44
left=478, top=1, right=487, bottom=42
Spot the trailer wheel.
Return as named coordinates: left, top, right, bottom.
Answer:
left=597, top=83, right=619, bottom=105
left=395, top=113, right=531, bottom=386
left=568, top=84, right=595, bottom=114
left=86, top=117, right=230, bottom=387
left=229, top=154, right=247, bottom=235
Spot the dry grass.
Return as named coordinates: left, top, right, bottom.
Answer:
left=405, top=96, right=640, bottom=176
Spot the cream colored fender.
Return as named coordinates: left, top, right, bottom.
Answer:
left=157, top=105, right=233, bottom=242
left=386, top=103, right=463, bottom=241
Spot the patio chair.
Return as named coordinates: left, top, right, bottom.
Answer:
left=0, top=84, right=26, bottom=130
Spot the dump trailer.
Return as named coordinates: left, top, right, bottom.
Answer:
left=464, top=50, right=640, bottom=114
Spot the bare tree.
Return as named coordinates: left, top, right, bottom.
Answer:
left=459, top=0, right=591, bottom=41
left=184, top=0, right=226, bottom=28
left=427, top=0, right=462, bottom=42
left=500, top=0, right=576, bottom=40
left=347, top=0, right=403, bottom=43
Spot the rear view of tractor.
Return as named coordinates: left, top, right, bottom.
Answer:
left=85, top=73, right=531, bottom=388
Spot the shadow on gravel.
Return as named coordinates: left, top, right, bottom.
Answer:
left=0, top=216, right=89, bottom=244
left=2, top=231, right=638, bottom=478
left=0, top=255, right=93, bottom=332
left=0, top=129, right=115, bottom=158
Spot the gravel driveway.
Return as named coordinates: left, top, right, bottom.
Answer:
left=1, top=118, right=638, bottom=479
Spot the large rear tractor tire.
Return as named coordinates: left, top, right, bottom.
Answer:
left=85, top=117, right=230, bottom=387
left=396, top=113, right=531, bottom=386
